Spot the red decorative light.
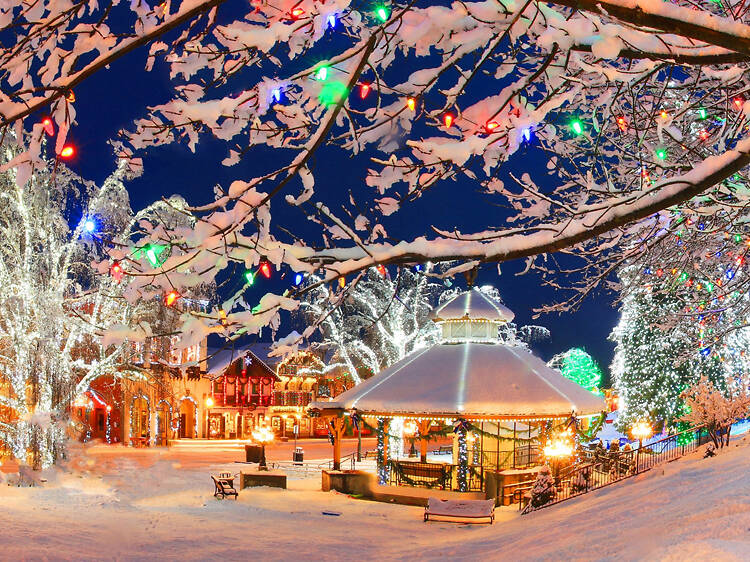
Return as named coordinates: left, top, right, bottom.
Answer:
left=165, top=290, right=180, bottom=307
left=376, top=264, right=386, bottom=277
left=59, top=145, right=75, bottom=159
left=290, top=7, right=304, bottom=19
left=734, top=97, right=744, bottom=109
left=110, top=261, right=124, bottom=282
left=660, top=110, right=668, bottom=119
left=699, top=129, right=709, bottom=141
left=66, top=90, right=76, bottom=103
left=359, top=83, right=371, bottom=99
left=616, top=116, right=627, bottom=132
left=485, top=121, right=499, bottom=133
left=656, top=268, right=664, bottom=277
left=443, top=113, right=454, bottom=128
left=42, top=117, right=55, bottom=137
left=338, top=276, right=346, bottom=289
left=259, top=260, right=272, bottom=279
left=406, top=97, right=416, bottom=111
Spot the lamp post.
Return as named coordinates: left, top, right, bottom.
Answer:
left=252, top=425, right=274, bottom=470
left=205, top=396, right=214, bottom=439
left=631, top=421, right=653, bottom=473
left=403, top=420, right=418, bottom=458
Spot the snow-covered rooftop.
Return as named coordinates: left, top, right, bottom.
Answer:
left=312, top=343, right=606, bottom=418
left=431, top=288, right=515, bottom=323
left=207, top=344, right=276, bottom=378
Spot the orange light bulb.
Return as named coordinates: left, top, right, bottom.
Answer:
left=59, top=145, right=75, bottom=159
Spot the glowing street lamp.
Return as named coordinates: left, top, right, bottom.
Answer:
left=631, top=420, right=652, bottom=448
left=252, top=425, right=275, bottom=470
left=631, top=420, right=652, bottom=472
left=543, top=429, right=574, bottom=482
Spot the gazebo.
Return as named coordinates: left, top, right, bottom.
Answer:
left=310, top=289, right=606, bottom=495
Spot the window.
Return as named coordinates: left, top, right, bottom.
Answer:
left=185, top=344, right=200, bottom=363
left=169, top=336, right=181, bottom=365
left=131, top=341, right=144, bottom=363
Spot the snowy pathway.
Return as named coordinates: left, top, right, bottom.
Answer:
left=2, top=437, right=750, bottom=561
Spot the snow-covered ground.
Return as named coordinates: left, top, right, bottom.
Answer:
left=2, top=436, right=750, bottom=561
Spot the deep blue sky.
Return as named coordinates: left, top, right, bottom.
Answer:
left=50, top=13, right=621, bottom=384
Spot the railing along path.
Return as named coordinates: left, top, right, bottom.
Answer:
left=521, top=425, right=709, bottom=514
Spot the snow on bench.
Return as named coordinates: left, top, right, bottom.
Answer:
left=424, top=497, right=495, bottom=524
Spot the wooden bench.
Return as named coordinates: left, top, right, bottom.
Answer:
left=424, top=497, right=495, bottom=524
left=212, top=475, right=238, bottom=500
left=432, top=445, right=452, bottom=455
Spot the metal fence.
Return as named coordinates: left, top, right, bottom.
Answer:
left=521, top=426, right=708, bottom=514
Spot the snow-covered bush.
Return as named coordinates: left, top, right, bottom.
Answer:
left=529, top=465, right=556, bottom=508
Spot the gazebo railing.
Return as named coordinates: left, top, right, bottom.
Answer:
left=482, top=446, right=541, bottom=471
left=387, top=461, right=483, bottom=492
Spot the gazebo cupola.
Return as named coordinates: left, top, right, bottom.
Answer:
left=431, top=288, right=515, bottom=344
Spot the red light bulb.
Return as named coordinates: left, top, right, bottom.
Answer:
left=359, top=83, right=370, bottom=99
left=616, top=116, right=626, bottom=132
left=42, top=117, right=55, bottom=137
left=110, top=261, right=124, bottom=282
left=485, top=121, right=499, bottom=133
left=443, top=113, right=453, bottom=128
left=406, top=97, right=416, bottom=111
left=376, top=264, right=386, bottom=277
left=290, top=7, right=304, bottom=19
left=259, top=260, right=272, bottom=279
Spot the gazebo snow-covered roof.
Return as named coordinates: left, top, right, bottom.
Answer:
left=319, top=343, right=604, bottom=419
left=431, top=288, right=515, bottom=323
left=311, top=288, right=606, bottom=421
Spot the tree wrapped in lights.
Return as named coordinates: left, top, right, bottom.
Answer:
left=610, top=266, right=750, bottom=431
left=680, top=375, right=750, bottom=448
left=548, top=348, right=602, bottom=393
left=299, top=265, right=444, bottom=384
left=0, top=135, right=202, bottom=469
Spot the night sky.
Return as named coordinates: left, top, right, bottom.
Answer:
left=55, top=18, right=621, bottom=384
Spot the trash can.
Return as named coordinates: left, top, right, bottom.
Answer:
left=245, top=444, right=263, bottom=463
left=293, top=446, right=304, bottom=465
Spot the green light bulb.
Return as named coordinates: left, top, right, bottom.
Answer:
left=244, top=270, right=255, bottom=285
left=656, top=148, right=667, bottom=160
left=315, top=66, right=329, bottom=80
left=698, top=107, right=707, bottom=119
left=571, top=119, right=583, bottom=135
left=375, top=5, right=389, bottom=21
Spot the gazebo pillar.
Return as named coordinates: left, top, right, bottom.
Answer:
left=376, top=417, right=391, bottom=485
left=329, top=417, right=347, bottom=470
left=418, top=420, right=431, bottom=463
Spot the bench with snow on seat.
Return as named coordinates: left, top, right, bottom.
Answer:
left=211, top=474, right=238, bottom=500
left=424, top=497, right=495, bottom=524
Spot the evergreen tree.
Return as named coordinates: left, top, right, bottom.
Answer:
left=548, top=348, right=603, bottom=392
left=609, top=268, right=750, bottom=431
